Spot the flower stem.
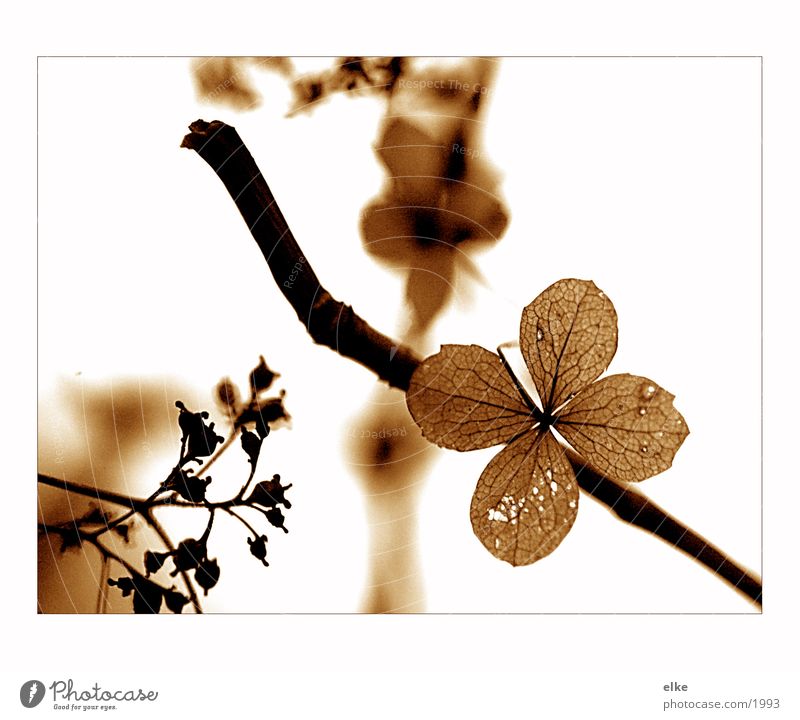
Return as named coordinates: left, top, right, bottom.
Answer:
left=565, top=448, right=761, bottom=607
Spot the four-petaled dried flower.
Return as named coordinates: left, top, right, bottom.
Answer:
left=247, top=534, right=270, bottom=567
left=406, top=278, right=689, bottom=566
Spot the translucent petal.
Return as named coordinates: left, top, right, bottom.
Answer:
left=520, top=278, right=618, bottom=412
left=470, top=430, right=578, bottom=566
left=555, top=373, right=689, bottom=483
left=406, top=344, right=535, bottom=451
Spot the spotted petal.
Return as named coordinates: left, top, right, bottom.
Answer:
left=470, top=429, right=578, bottom=565
left=555, top=373, right=689, bottom=483
left=406, top=344, right=535, bottom=451
left=520, top=278, right=618, bottom=412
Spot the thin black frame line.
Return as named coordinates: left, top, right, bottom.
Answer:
left=759, top=56, right=764, bottom=599
left=42, top=611, right=761, bottom=616
left=36, top=55, right=763, bottom=59
left=35, top=55, right=763, bottom=616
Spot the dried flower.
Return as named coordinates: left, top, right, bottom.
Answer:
left=407, top=278, right=689, bottom=566
left=195, top=558, right=220, bottom=595
left=247, top=535, right=270, bottom=567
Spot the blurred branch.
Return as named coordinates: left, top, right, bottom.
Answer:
left=182, top=119, right=762, bottom=608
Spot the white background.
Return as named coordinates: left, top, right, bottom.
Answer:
left=3, top=1, right=800, bottom=717
left=37, top=55, right=760, bottom=614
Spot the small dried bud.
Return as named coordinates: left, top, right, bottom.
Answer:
left=266, top=507, right=289, bottom=534
left=216, top=377, right=241, bottom=409
left=247, top=534, right=269, bottom=567
left=195, top=558, right=220, bottom=595
left=144, top=550, right=172, bottom=577
left=164, top=587, right=190, bottom=614
left=249, top=356, right=279, bottom=395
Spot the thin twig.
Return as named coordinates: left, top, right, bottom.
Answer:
left=88, top=487, right=165, bottom=539
left=182, top=119, right=762, bottom=608
left=224, top=507, right=259, bottom=537
left=194, top=432, right=237, bottom=478
left=38, top=470, right=270, bottom=613
left=39, top=472, right=263, bottom=514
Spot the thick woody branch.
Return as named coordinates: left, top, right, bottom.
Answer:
left=181, top=119, right=762, bottom=608
left=181, top=120, right=420, bottom=390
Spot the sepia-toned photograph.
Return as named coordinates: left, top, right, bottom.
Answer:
left=37, top=56, right=761, bottom=615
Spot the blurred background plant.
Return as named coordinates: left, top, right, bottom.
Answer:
left=192, top=56, right=510, bottom=611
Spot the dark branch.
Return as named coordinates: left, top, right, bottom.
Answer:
left=182, top=119, right=761, bottom=608
left=566, top=449, right=761, bottom=606
left=181, top=119, right=420, bottom=390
